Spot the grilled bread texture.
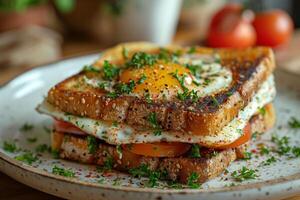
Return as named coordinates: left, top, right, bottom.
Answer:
left=47, top=42, right=275, bottom=136
left=52, top=103, right=275, bottom=184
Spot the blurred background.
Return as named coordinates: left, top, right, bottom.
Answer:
left=0, top=0, right=299, bottom=85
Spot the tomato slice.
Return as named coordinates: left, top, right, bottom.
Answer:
left=123, top=142, right=191, bottom=157
left=215, top=123, right=251, bottom=149
left=54, top=119, right=86, bottom=135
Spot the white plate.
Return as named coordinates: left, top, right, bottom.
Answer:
left=0, top=54, right=300, bottom=200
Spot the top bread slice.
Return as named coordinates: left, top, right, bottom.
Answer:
left=47, top=42, right=275, bottom=135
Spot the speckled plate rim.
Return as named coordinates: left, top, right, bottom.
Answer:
left=0, top=53, right=300, bottom=195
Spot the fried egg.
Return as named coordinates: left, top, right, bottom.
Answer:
left=37, top=75, right=276, bottom=148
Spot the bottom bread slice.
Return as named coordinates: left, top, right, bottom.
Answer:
left=52, top=103, right=275, bottom=184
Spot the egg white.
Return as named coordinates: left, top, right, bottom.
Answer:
left=37, top=75, right=276, bottom=147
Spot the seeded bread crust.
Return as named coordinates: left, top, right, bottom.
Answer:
left=47, top=42, right=275, bottom=136
left=52, top=103, right=275, bottom=184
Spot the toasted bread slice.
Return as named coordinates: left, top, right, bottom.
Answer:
left=47, top=42, right=275, bottom=136
left=52, top=103, right=275, bottom=184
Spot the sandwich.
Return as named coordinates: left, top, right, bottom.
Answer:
left=37, top=42, right=276, bottom=186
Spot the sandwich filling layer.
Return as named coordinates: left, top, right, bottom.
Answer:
left=37, top=75, right=276, bottom=147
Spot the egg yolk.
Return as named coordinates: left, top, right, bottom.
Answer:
left=119, top=63, right=192, bottom=97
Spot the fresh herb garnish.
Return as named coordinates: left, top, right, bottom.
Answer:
left=292, top=147, right=300, bottom=157
left=242, top=152, right=252, bottom=160
left=122, top=47, right=129, bottom=59
left=271, top=135, right=291, bottom=155
left=35, top=144, right=51, bottom=153
left=103, top=60, right=120, bottom=80
left=157, top=48, right=179, bottom=63
left=258, top=107, right=266, bottom=116
left=116, top=145, right=123, bottom=159
left=231, top=166, right=257, bottom=182
left=82, top=65, right=100, bottom=73
left=187, top=172, right=200, bottom=189
left=114, top=80, right=136, bottom=94
left=170, top=70, right=199, bottom=102
left=137, top=74, right=147, bottom=84
left=100, top=156, right=114, bottom=171
left=20, top=123, right=34, bottom=132
left=261, top=156, right=277, bottom=166
left=27, top=137, right=37, bottom=143
left=52, top=165, right=75, bottom=177
left=15, top=152, right=38, bottom=165
left=259, top=145, right=270, bottom=155
left=51, top=149, right=60, bottom=159
left=211, top=96, right=219, bottom=107
left=189, top=144, right=201, bottom=158
left=126, top=52, right=157, bottom=68
left=98, top=82, right=109, bottom=90
left=87, top=135, right=98, bottom=154
left=147, top=112, right=162, bottom=136
left=3, top=141, right=17, bottom=153
left=129, top=164, right=167, bottom=187
left=288, top=117, right=300, bottom=129
left=144, top=91, right=152, bottom=103
left=187, top=46, right=196, bottom=54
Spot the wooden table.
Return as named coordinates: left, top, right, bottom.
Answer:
left=0, top=30, right=300, bottom=200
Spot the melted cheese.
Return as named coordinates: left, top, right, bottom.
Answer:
left=37, top=75, right=275, bottom=147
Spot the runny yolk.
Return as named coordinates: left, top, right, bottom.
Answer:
left=119, top=63, right=192, bottom=97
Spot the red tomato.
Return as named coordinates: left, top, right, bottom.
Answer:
left=207, top=4, right=256, bottom=48
left=54, top=119, right=86, bottom=135
left=252, top=9, right=293, bottom=47
left=215, top=123, right=251, bottom=149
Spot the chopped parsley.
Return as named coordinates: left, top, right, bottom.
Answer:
left=187, top=172, right=200, bottom=189
left=129, top=164, right=167, bottom=187
left=98, top=156, right=114, bottom=171
left=211, top=96, right=219, bottom=107
left=51, top=149, right=60, bottom=159
left=3, top=141, right=17, bottom=153
left=82, top=65, right=100, bottom=73
left=15, top=152, right=38, bottom=165
left=261, top=156, right=277, bottom=166
left=292, top=147, right=300, bottom=157
left=20, top=123, right=34, bottom=132
left=144, top=91, right=152, bottom=103
left=137, top=74, right=147, bottom=84
left=116, top=145, right=123, bottom=159
left=231, top=166, right=257, bottom=182
left=114, top=80, right=135, bottom=94
left=271, top=135, right=291, bottom=155
left=147, top=112, right=162, bottom=136
left=288, top=117, right=300, bottom=129
left=87, top=136, right=98, bottom=154
left=122, top=47, right=129, bottom=59
left=170, top=70, right=199, bottom=102
left=126, top=52, right=157, bottom=68
left=27, top=137, right=37, bottom=143
left=52, top=165, right=75, bottom=177
left=258, top=107, right=266, bottom=116
left=189, top=144, right=201, bottom=158
left=187, top=46, right=196, bottom=54
left=103, top=60, right=120, bottom=81
left=157, top=48, right=179, bottom=63
left=98, top=82, right=109, bottom=90
left=35, top=144, right=51, bottom=153
left=259, top=145, right=270, bottom=155
left=242, top=152, right=252, bottom=160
